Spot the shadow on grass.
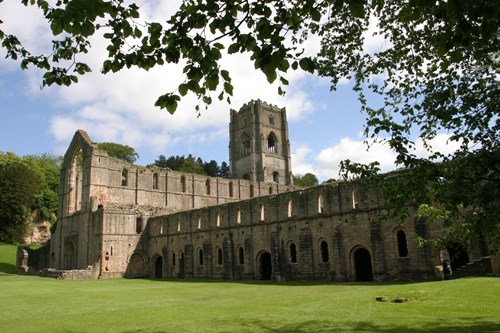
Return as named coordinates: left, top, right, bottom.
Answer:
left=0, top=262, right=16, bottom=275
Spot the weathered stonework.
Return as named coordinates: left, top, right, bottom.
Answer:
left=17, top=100, right=496, bottom=281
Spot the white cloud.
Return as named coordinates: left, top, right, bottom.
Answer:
left=291, top=145, right=318, bottom=177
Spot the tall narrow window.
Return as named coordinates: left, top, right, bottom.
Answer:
left=250, top=185, right=254, bottom=198
left=269, top=186, right=273, bottom=194
left=177, top=219, right=181, bottom=232
left=352, top=190, right=358, bottom=209
left=217, top=248, right=223, bottom=265
left=287, top=200, right=292, bottom=217
left=397, top=230, right=409, bottom=257
left=152, top=173, right=159, bottom=190
left=181, top=176, right=186, bottom=193
left=199, top=249, right=204, bottom=265
left=318, top=194, right=324, bottom=213
left=216, top=213, right=220, bottom=227
left=289, top=243, right=297, bottom=263
left=229, top=181, right=234, bottom=197
left=320, top=241, right=329, bottom=263
left=236, top=209, right=241, bottom=224
left=197, top=215, right=201, bottom=229
left=136, top=218, right=143, bottom=234
left=260, top=204, right=265, bottom=221
left=238, top=247, right=245, bottom=265
left=206, top=179, right=211, bottom=195
left=172, top=252, right=176, bottom=266
left=121, top=168, right=128, bottom=186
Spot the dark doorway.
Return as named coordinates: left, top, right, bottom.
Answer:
left=259, top=252, right=272, bottom=280
left=155, top=256, right=163, bottom=278
left=447, top=243, right=470, bottom=271
left=354, top=248, right=373, bottom=281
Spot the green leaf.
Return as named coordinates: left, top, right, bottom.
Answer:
left=228, top=43, right=240, bottom=54
left=178, top=83, right=188, bottom=96
left=221, top=70, right=231, bottom=82
left=349, top=0, right=365, bottom=18
left=299, top=58, right=315, bottom=73
left=224, top=82, right=233, bottom=96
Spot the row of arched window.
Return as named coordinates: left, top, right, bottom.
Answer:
left=240, top=132, right=279, bottom=156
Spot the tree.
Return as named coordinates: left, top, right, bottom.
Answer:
left=97, top=142, right=139, bottom=164
left=1, top=1, right=498, bottom=248
left=0, top=153, right=42, bottom=243
left=293, top=173, right=319, bottom=188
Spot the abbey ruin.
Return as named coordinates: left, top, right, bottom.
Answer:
left=17, top=100, right=497, bottom=281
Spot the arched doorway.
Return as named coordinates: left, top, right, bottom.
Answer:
left=258, top=252, right=272, bottom=280
left=127, top=253, right=146, bottom=278
left=353, top=248, right=373, bottom=281
left=154, top=256, right=163, bottom=278
left=447, top=243, right=469, bottom=271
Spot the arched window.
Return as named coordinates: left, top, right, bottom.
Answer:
left=172, top=252, right=176, bottom=266
left=269, top=186, right=273, bottom=194
left=229, top=181, right=234, bottom=197
left=287, top=200, right=292, bottom=217
left=180, top=175, right=186, bottom=193
left=135, top=217, right=143, bottom=234
left=238, top=247, right=244, bottom=265
left=320, top=241, right=329, bottom=263
left=289, top=243, right=297, bottom=263
left=242, top=134, right=251, bottom=156
left=273, top=171, right=279, bottom=183
left=397, top=230, right=409, bottom=257
left=267, top=132, right=277, bottom=153
left=236, top=209, right=241, bottom=224
left=260, top=204, right=265, bottom=221
left=152, top=173, right=159, bottom=190
left=243, top=173, right=250, bottom=181
left=197, top=215, right=201, bottom=229
left=352, top=189, right=358, bottom=209
left=217, top=248, right=223, bottom=265
left=216, top=213, right=220, bottom=227
left=199, top=249, right=204, bottom=265
left=206, top=179, right=211, bottom=195
left=318, top=194, right=324, bottom=213
left=250, top=185, right=254, bottom=198
left=177, top=219, right=181, bottom=232
left=121, top=168, right=128, bottom=186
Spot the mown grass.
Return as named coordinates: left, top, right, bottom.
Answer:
left=0, top=242, right=499, bottom=333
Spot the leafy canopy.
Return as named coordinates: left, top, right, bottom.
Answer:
left=97, top=142, right=139, bottom=164
left=1, top=0, right=499, bottom=248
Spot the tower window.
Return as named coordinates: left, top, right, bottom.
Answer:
left=269, top=116, right=274, bottom=125
left=267, top=133, right=277, bottom=153
left=320, top=241, right=329, bottom=263
left=217, top=248, right=223, bottom=265
left=289, top=243, right=297, bottom=263
left=238, top=247, right=245, bottom=265
left=229, top=181, right=234, bottom=197
left=397, top=230, right=409, bottom=257
left=273, top=171, right=279, bottom=183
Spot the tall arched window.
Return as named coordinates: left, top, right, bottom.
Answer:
left=229, top=181, right=234, bottom=197
left=217, top=248, right=223, bottom=265
left=320, top=241, right=329, bottom=263
left=172, top=252, right=176, bottom=266
left=260, top=204, right=265, bottom=221
left=397, top=230, right=409, bottom=257
left=216, top=213, right=220, bottom=227
left=289, top=243, right=297, bottom=263
left=318, top=194, right=324, bottom=213
left=197, top=215, right=202, bottom=229
left=199, top=249, right=204, bottom=265
left=267, top=132, right=277, bottom=153
left=273, top=171, right=279, bottom=183
left=250, top=185, right=254, bottom=198
left=238, top=247, right=245, bottom=265
left=352, top=189, right=358, bottom=209
left=180, top=175, right=186, bottom=193
left=269, top=186, right=273, bottom=194
left=287, top=200, right=292, bottom=217
left=206, top=179, right=211, bottom=195
left=242, top=133, right=251, bottom=156
left=136, top=217, right=143, bottom=234
left=236, top=209, right=241, bottom=224
left=152, top=173, right=159, bottom=190
left=121, top=168, right=128, bottom=186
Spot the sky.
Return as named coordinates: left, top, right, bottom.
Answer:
left=0, top=1, right=458, bottom=181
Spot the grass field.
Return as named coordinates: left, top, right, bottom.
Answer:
left=1, top=243, right=499, bottom=333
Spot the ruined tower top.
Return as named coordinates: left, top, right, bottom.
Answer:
left=229, top=99, right=293, bottom=185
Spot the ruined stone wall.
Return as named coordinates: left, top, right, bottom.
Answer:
left=139, top=181, right=444, bottom=281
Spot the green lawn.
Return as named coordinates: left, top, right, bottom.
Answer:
left=0, top=242, right=499, bottom=333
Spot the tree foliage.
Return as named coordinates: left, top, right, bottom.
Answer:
left=97, top=142, right=139, bottom=164
left=1, top=1, right=499, bottom=248
left=293, top=173, right=319, bottom=188
left=154, top=154, right=229, bottom=178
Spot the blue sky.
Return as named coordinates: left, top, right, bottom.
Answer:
left=0, top=1, right=458, bottom=181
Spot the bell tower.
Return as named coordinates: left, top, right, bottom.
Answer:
left=229, top=100, right=293, bottom=185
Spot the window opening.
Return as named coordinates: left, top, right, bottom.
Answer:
left=152, top=173, right=159, bottom=190
left=136, top=218, right=143, bottom=234
left=260, top=204, right=265, bottom=221
left=237, top=209, right=241, bottom=224
left=289, top=243, right=297, bottom=263
left=287, top=200, right=292, bottom=217
left=273, top=171, right=279, bottom=183
left=217, top=248, right=223, bottom=265
left=318, top=194, right=324, bottom=213
left=181, top=176, right=186, bottom=193
left=206, top=179, right=211, bottom=195
left=199, top=249, right=204, bottom=265
left=229, top=181, right=234, bottom=197
left=121, top=168, right=128, bottom=186
left=320, top=241, right=329, bottom=263
left=216, top=213, right=220, bottom=227
left=239, top=247, right=244, bottom=265
left=250, top=185, right=254, bottom=198
left=172, top=252, right=176, bottom=266
left=267, top=133, right=277, bottom=153
left=397, top=230, right=409, bottom=257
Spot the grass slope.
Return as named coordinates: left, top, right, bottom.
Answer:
left=0, top=243, right=499, bottom=333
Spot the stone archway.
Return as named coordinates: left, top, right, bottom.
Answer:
left=258, top=252, right=272, bottom=280
left=154, top=256, right=163, bottom=278
left=127, top=253, right=146, bottom=278
left=353, top=248, right=373, bottom=281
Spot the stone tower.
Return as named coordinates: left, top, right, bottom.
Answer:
left=229, top=100, right=293, bottom=185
